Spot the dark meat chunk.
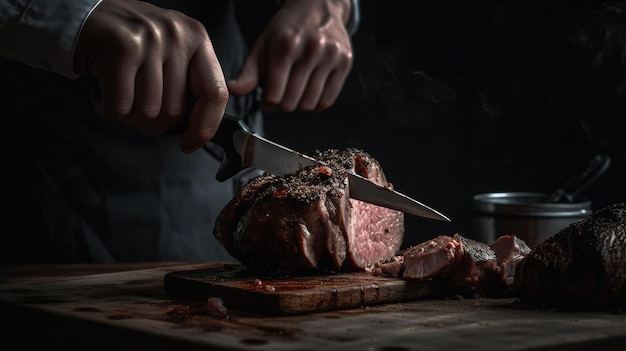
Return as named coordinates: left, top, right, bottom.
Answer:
left=402, top=235, right=464, bottom=281
left=488, top=235, right=532, bottom=296
left=213, top=148, right=404, bottom=274
left=375, top=255, right=404, bottom=278
left=515, top=203, right=626, bottom=310
left=447, top=234, right=501, bottom=296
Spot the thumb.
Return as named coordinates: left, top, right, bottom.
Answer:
left=227, top=51, right=264, bottom=96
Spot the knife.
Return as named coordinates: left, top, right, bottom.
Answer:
left=207, top=114, right=450, bottom=221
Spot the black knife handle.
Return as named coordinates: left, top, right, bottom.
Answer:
left=163, top=110, right=252, bottom=182
left=209, top=114, right=253, bottom=182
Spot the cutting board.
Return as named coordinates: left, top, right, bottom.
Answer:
left=164, top=263, right=440, bottom=315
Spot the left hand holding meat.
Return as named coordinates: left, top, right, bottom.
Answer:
left=227, top=0, right=354, bottom=112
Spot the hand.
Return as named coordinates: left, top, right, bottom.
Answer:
left=73, top=0, right=229, bottom=153
left=227, top=0, right=354, bottom=112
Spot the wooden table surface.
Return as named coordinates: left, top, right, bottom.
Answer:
left=1, top=262, right=625, bottom=351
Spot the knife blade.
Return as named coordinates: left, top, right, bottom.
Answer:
left=346, top=172, right=450, bottom=221
left=207, top=114, right=450, bottom=221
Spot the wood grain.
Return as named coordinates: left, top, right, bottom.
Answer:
left=164, top=264, right=441, bottom=315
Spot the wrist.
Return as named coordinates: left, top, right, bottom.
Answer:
left=277, top=0, right=360, bottom=36
left=327, top=0, right=361, bottom=36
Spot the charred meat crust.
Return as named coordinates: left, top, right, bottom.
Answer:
left=448, top=234, right=501, bottom=296
left=515, top=203, right=626, bottom=309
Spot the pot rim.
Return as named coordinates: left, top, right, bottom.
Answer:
left=471, top=192, right=592, bottom=217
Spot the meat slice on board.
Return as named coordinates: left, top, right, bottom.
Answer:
left=489, top=235, right=532, bottom=296
left=401, top=235, right=464, bottom=281
left=400, top=234, right=525, bottom=297
left=447, top=234, right=501, bottom=296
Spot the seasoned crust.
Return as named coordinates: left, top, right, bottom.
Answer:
left=515, top=203, right=626, bottom=309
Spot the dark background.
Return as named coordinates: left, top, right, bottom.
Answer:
left=260, top=0, right=626, bottom=246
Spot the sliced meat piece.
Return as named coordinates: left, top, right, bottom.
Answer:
left=402, top=235, right=464, bottom=280
left=213, top=148, right=404, bottom=275
left=374, top=255, right=404, bottom=278
left=515, top=203, right=626, bottom=310
left=447, top=234, right=500, bottom=296
left=488, top=235, right=532, bottom=296
left=400, top=234, right=534, bottom=297
left=343, top=151, right=405, bottom=271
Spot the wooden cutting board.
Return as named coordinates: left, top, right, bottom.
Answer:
left=3, top=263, right=626, bottom=350
left=164, top=263, right=440, bottom=315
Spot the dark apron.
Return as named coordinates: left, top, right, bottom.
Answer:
left=0, top=0, right=263, bottom=263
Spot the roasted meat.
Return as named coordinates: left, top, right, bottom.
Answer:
left=489, top=235, right=532, bottom=296
left=213, top=148, right=404, bottom=274
left=447, top=234, right=501, bottom=296
left=402, top=235, right=463, bottom=281
left=515, top=203, right=626, bottom=310
left=395, top=234, right=530, bottom=297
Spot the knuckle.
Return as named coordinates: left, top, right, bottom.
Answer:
left=280, top=100, right=297, bottom=112
left=122, top=105, right=161, bottom=127
left=187, top=18, right=209, bottom=38
left=112, top=30, right=143, bottom=58
left=316, top=93, right=335, bottom=111
left=171, top=15, right=210, bottom=51
left=306, top=33, right=327, bottom=55
left=163, top=104, right=186, bottom=121
left=170, top=12, right=206, bottom=41
left=316, top=100, right=332, bottom=111
left=273, top=32, right=301, bottom=56
left=324, top=41, right=352, bottom=63
left=339, top=50, right=354, bottom=69
left=198, top=128, right=217, bottom=140
left=263, top=94, right=281, bottom=106
left=210, top=84, right=230, bottom=106
left=298, top=102, right=315, bottom=111
left=102, top=102, right=133, bottom=121
left=138, top=104, right=162, bottom=120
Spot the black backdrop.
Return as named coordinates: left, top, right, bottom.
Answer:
left=258, top=0, right=626, bottom=246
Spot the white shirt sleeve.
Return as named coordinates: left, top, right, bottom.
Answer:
left=0, top=0, right=103, bottom=79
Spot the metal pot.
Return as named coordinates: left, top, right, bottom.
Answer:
left=470, top=192, right=592, bottom=248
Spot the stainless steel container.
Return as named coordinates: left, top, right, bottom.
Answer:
left=470, top=192, right=592, bottom=248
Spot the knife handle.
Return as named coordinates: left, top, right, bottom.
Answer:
left=209, top=114, right=253, bottom=182
left=163, top=109, right=251, bottom=182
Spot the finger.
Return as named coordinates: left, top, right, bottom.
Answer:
left=227, top=54, right=263, bottom=97
left=295, top=67, right=327, bottom=111
left=281, top=53, right=323, bottom=111
left=123, top=60, right=163, bottom=128
left=262, top=36, right=301, bottom=105
left=180, top=43, right=228, bottom=153
left=314, top=50, right=352, bottom=110
left=97, top=64, right=138, bottom=122
left=316, top=68, right=349, bottom=111
left=139, top=57, right=188, bottom=135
